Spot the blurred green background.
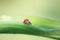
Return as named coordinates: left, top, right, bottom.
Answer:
left=0, top=0, right=60, bottom=21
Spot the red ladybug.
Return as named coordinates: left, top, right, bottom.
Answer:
left=23, top=19, right=31, bottom=25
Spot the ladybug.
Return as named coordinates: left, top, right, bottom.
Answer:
left=23, top=19, right=31, bottom=25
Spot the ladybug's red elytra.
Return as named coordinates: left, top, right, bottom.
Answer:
left=23, top=19, right=31, bottom=25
